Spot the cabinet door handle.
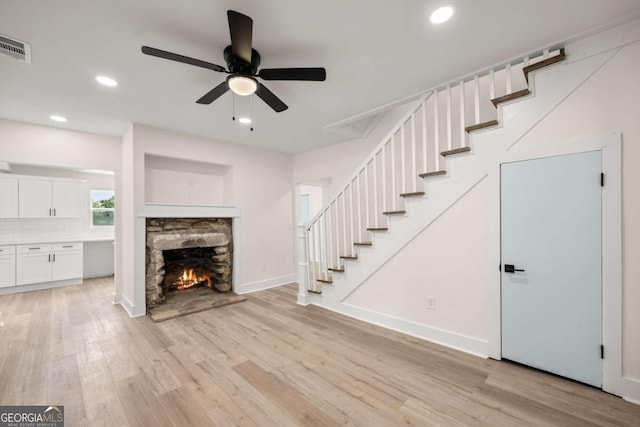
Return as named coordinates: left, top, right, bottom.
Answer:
left=48, top=254, right=51, bottom=262
left=49, top=208, right=52, bottom=216
left=28, top=247, right=41, bottom=250
left=62, top=245, right=73, bottom=248
left=54, top=208, right=56, bottom=216
left=53, top=254, right=56, bottom=262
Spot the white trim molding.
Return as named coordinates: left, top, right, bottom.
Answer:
left=235, top=274, right=296, bottom=295
left=487, top=133, right=632, bottom=399
left=118, top=292, right=145, bottom=317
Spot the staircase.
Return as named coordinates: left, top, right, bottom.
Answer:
left=304, top=47, right=567, bottom=295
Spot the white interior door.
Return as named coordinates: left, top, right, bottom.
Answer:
left=501, top=151, right=602, bottom=387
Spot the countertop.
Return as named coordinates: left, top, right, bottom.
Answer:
left=0, top=235, right=115, bottom=246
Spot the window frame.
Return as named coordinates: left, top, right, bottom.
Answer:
left=90, top=189, right=115, bottom=227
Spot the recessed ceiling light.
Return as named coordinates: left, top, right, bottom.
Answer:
left=95, top=75, right=118, bottom=87
left=430, top=6, right=454, bottom=24
left=238, top=117, right=252, bottom=124
left=50, top=115, right=67, bottom=122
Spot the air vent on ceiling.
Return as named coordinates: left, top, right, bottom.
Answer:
left=0, top=34, right=31, bottom=63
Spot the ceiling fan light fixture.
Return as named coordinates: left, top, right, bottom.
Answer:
left=228, top=75, right=257, bottom=96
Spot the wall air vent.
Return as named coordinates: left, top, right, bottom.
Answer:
left=0, top=34, right=31, bottom=63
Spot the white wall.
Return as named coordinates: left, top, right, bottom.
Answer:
left=0, top=118, right=120, bottom=172
left=83, top=241, right=115, bottom=278
left=144, top=154, right=232, bottom=206
left=117, top=123, right=295, bottom=315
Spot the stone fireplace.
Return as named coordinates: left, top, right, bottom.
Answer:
left=145, top=218, right=233, bottom=308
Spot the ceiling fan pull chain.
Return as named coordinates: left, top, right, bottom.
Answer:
left=250, top=95, right=254, bottom=131
left=232, top=93, right=236, bottom=121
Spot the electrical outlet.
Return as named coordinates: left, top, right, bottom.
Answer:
left=427, top=296, right=436, bottom=310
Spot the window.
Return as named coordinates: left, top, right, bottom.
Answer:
left=91, top=190, right=115, bottom=226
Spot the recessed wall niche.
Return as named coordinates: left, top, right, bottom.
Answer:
left=144, top=154, right=233, bottom=206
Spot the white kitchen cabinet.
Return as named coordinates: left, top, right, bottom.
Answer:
left=0, top=177, right=18, bottom=218
left=16, top=242, right=83, bottom=286
left=19, top=177, right=85, bottom=218
left=51, top=243, right=83, bottom=281
left=52, top=181, right=85, bottom=218
left=16, top=244, right=52, bottom=285
left=0, top=246, right=16, bottom=288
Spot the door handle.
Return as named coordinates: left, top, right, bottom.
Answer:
left=504, top=264, right=525, bottom=273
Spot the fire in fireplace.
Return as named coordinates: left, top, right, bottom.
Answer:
left=175, top=268, right=212, bottom=290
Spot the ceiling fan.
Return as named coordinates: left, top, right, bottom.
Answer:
left=141, top=10, right=327, bottom=113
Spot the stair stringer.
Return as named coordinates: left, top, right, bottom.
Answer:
left=306, top=48, right=618, bottom=356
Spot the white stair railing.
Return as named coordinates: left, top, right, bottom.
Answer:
left=305, top=47, right=564, bottom=292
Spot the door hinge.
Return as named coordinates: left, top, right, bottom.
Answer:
left=601, top=345, right=604, bottom=359
left=601, top=173, right=604, bottom=187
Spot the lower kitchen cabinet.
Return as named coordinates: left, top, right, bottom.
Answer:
left=16, top=242, right=83, bottom=286
left=0, top=246, right=16, bottom=288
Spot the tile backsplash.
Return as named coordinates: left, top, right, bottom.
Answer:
left=0, top=218, right=114, bottom=244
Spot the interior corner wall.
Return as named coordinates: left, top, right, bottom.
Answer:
left=126, top=124, right=294, bottom=307
left=115, top=124, right=134, bottom=311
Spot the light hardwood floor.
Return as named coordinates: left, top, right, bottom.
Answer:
left=0, top=277, right=638, bottom=426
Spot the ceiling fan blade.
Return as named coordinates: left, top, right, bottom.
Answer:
left=227, top=10, right=253, bottom=64
left=196, top=81, right=230, bottom=104
left=255, top=83, right=288, bottom=112
left=141, top=46, right=226, bottom=72
left=258, top=68, right=327, bottom=81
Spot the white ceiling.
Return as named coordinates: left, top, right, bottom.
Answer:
left=1, top=0, right=639, bottom=153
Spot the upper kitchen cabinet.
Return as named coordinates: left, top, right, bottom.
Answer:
left=0, top=176, right=18, bottom=218
left=18, top=177, right=85, bottom=218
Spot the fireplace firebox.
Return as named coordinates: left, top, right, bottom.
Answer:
left=145, top=218, right=233, bottom=308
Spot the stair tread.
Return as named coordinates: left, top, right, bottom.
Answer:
left=353, top=242, right=373, bottom=246
left=524, top=48, right=566, bottom=83
left=491, top=88, right=530, bottom=107
left=340, top=255, right=358, bottom=260
left=328, top=267, right=344, bottom=272
left=400, top=192, right=425, bottom=198
left=441, top=147, right=471, bottom=157
left=383, top=210, right=406, bottom=215
left=419, top=170, right=447, bottom=178
left=367, top=227, right=388, bottom=231
left=465, top=120, right=499, bottom=133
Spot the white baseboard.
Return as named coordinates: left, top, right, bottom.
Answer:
left=112, top=293, right=122, bottom=305
left=297, top=293, right=311, bottom=306
left=235, top=274, right=296, bottom=294
left=118, top=293, right=145, bottom=317
left=0, top=278, right=82, bottom=295
left=620, top=376, right=640, bottom=404
left=311, top=299, right=489, bottom=358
